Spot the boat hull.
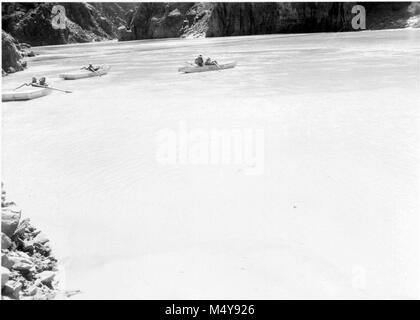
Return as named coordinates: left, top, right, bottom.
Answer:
left=2, top=86, right=52, bottom=102
left=60, top=65, right=110, bottom=80
left=178, top=62, right=237, bottom=73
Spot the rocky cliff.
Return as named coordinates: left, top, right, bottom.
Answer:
left=129, top=2, right=212, bottom=40
left=2, top=2, right=136, bottom=46
left=2, top=31, right=29, bottom=75
left=126, top=2, right=420, bottom=41
left=206, top=2, right=355, bottom=36
left=2, top=2, right=136, bottom=74
left=3, top=2, right=419, bottom=44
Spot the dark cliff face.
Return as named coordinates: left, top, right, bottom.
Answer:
left=1, top=2, right=137, bottom=46
left=128, top=2, right=214, bottom=40
left=2, top=31, right=26, bottom=75
left=206, top=2, right=355, bottom=37
left=2, top=2, right=419, bottom=45
left=206, top=2, right=420, bottom=36
left=363, top=2, right=420, bottom=29
left=127, top=2, right=419, bottom=41
left=130, top=2, right=209, bottom=39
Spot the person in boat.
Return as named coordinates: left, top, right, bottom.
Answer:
left=38, top=77, right=48, bottom=87
left=205, top=58, right=219, bottom=67
left=82, top=64, right=100, bottom=72
left=194, top=55, right=204, bottom=67
left=28, top=77, right=48, bottom=87
left=14, top=77, right=49, bottom=90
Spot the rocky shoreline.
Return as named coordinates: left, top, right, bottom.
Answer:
left=1, top=31, right=35, bottom=76
left=1, top=185, right=59, bottom=300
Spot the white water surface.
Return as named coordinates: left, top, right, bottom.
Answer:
left=2, top=29, right=420, bottom=299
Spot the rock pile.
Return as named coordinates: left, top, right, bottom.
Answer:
left=1, top=185, right=59, bottom=300
left=2, top=31, right=26, bottom=75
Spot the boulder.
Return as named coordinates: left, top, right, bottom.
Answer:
left=2, top=280, right=23, bottom=299
left=1, top=205, right=21, bottom=237
left=35, top=271, right=55, bottom=285
left=1, top=253, right=13, bottom=269
left=22, top=239, right=34, bottom=253
left=32, top=232, right=49, bottom=245
left=26, top=285, right=38, bottom=296
left=2, top=31, right=26, bottom=74
left=117, top=25, right=134, bottom=41
left=8, top=255, right=34, bottom=271
left=1, top=232, right=12, bottom=249
left=1, top=267, right=10, bottom=289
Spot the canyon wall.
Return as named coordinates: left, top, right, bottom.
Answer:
left=127, top=2, right=420, bottom=40
left=206, top=2, right=355, bottom=36
left=1, top=2, right=136, bottom=46
left=2, top=2, right=419, bottom=45
left=129, top=2, right=212, bottom=39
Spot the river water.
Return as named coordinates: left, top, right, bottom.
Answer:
left=2, top=29, right=420, bottom=299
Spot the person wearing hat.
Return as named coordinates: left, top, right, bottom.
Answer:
left=194, top=55, right=204, bottom=67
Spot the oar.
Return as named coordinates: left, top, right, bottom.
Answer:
left=91, top=68, right=102, bottom=77
left=92, top=65, right=107, bottom=77
left=13, top=83, right=30, bottom=91
left=31, top=83, right=72, bottom=93
left=209, top=61, right=221, bottom=72
left=81, top=66, right=102, bottom=77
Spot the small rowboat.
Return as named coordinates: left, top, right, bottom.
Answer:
left=59, top=65, right=110, bottom=80
left=2, top=84, right=52, bottom=102
left=178, top=61, right=237, bottom=73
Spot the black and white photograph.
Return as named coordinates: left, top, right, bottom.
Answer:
left=1, top=0, right=419, bottom=301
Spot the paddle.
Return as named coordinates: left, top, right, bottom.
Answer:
left=31, top=83, right=72, bottom=93
left=81, top=65, right=102, bottom=77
